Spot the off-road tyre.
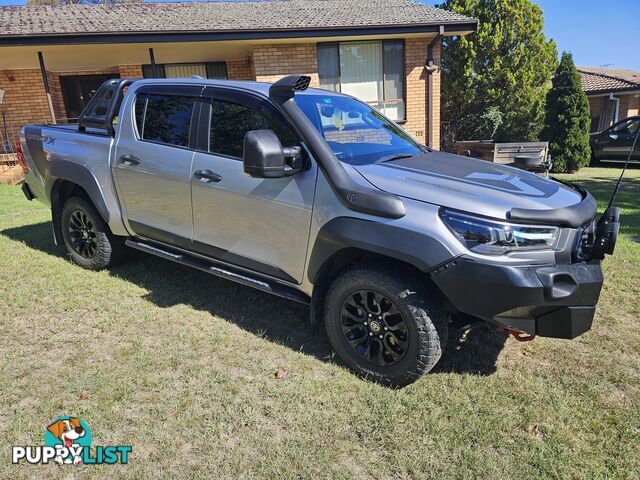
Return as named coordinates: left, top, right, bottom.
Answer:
left=324, top=264, right=448, bottom=387
left=61, top=196, right=126, bottom=270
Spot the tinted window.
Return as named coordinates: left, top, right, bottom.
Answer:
left=209, top=99, right=297, bottom=158
left=138, top=94, right=196, bottom=147
left=611, top=118, right=639, bottom=135
left=296, top=93, right=424, bottom=165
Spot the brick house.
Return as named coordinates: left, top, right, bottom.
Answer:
left=0, top=1, right=477, bottom=152
left=578, top=66, right=640, bottom=133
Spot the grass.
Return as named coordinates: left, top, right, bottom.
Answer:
left=0, top=166, right=639, bottom=479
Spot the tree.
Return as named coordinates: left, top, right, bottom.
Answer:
left=542, top=52, right=591, bottom=173
left=439, top=0, right=557, bottom=143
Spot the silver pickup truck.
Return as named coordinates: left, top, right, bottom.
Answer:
left=18, top=76, right=619, bottom=386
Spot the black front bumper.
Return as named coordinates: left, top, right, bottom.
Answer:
left=431, top=257, right=603, bottom=339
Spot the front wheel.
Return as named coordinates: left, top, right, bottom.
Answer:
left=61, top=196, right=125, bottom=270
left=324, top=265, right=448, bottom=387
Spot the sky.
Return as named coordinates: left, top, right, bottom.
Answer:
left=0, top=0, right=638, bottom=70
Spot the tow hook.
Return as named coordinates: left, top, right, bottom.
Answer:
left=498, top=325, right=536, bottom=342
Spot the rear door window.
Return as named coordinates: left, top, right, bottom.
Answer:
left=135, top=93, right=197, bottom=147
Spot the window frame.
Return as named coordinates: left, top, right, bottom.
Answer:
left=133, top=85, right=202, bottom=151
left=141, top=62, right=228, bottom=80
left=195, top=86, right=302, bottom=162
left=317, top=39, right=407, bottom=122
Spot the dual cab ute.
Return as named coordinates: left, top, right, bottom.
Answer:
left=18, top=76, right=619, bottom=386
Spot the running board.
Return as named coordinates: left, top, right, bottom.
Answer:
left=125, top=239, right=310, bottom=305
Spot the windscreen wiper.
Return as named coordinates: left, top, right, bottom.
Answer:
left=378, top=153, right=416, bottom=163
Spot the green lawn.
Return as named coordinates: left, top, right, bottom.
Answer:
left=1, top=167, right=639, bottom=479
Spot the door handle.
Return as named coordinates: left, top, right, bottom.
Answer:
left=194, top=169, right=222, bottom=183
left=118, top=154, right=141, bottom=166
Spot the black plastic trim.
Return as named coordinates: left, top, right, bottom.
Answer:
left=128, top=221, right=298, bottom=284
left=307, top=216, right=455, bottom=283
left=273, top=92, right=406, bottom=219
left=21, top=181, right=35, bottom=201
left=47, top=160, right=111, bottom=223
left=507, top=188, right=598, bottom=228
left=125, top=239, right=309, bottom=304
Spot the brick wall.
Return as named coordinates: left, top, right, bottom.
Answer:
left=119, top=65, right=143, bottom=78
left=227, top=59, right=253, bottom=81
left=619, top=92, right=640, bottom=118
left=0, top=69, right=53, bottom=129
left=428, top=44, right=441, bottom=150
left=252, top=43, right=319, bottom=86
left=404, top=37, right=436, bottom=147
left=1, top=40, right=441, bottom=148
left=251, top=40, right=435, bottom=147
left=588, top=92, right=640, bottom=131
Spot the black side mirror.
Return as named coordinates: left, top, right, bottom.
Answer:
left=243, top=130, right=302, bottom=178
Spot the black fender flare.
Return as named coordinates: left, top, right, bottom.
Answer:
left=46, top=160, right=110, bottom=245
left=47, top=160, right=110, bottom=223
left=307, top=217, right=456, bottom=284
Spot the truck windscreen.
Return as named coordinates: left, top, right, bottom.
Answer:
left=295, top=93, right=427, bottom=166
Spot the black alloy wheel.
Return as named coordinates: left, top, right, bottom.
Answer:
left=68, top=209, right=99, bottom=258
left=61, top=196, right=126, bottom=270
left=340, top=289, right=409, bottom=367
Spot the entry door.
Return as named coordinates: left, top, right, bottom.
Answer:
left=113, top=86, right=201, bottom=244
left=190, top=89, right=317, bottom=283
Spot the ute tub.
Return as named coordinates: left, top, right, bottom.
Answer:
left=431, top=257, right=604, bottom=339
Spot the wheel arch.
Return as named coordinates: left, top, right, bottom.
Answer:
left=49, top=175, right=108, bottom=246
left=308, top=217, right=456, bottom=323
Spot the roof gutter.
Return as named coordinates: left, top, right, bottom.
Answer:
left=586, top=88, right=640, bottom=97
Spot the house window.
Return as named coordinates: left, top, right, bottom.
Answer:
left=142, top=62, right=228, bottom=80
left=317, top=40, right=405, bottom=121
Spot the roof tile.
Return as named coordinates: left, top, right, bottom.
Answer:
left=578, top=66, right=640, bottom=94
left=0, top=0, right=476, bottom=37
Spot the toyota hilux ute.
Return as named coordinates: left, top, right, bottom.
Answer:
left=18, top=76, right=620, bottom=386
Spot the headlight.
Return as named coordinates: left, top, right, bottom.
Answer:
left=440, top=209, right=559, bottom=255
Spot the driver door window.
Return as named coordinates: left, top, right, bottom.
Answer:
left=208, top=99, right=298, bottom=158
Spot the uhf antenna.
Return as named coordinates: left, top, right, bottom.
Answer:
left=607, top=122, right=640, bottom=210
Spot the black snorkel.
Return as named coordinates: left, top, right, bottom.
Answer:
left=268, top=75, right=406, bottom=219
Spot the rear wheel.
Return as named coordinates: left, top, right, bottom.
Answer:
left=61, top=196, right=125, bottom=270
left=324, top=264, right=448, bottom=387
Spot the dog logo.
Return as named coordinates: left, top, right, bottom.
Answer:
left=44, top=416, right=92, bottom=465
left=45, top=417, right=90, bottom=465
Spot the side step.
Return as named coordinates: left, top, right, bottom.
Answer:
left=125, top=239, right=310, bottom=305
